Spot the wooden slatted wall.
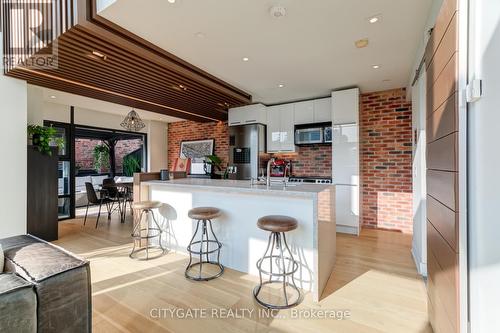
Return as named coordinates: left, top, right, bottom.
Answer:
left=424, top=0, right=460, bottom=332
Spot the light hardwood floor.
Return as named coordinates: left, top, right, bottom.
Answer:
left=55, top=208, right=431, bottom=333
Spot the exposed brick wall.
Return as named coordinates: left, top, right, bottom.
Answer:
left=75, top=138, right=143, bottom=173
left=115, top=139, right=143, bottom=171
left=168, top=121, right=229, bottom=169
left=360, top=88, right=413, bottom=233
left=75, top=138, right=99, bottom=170
left=272, top=146, right=331, bottom=177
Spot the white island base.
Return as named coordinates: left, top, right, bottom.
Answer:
left=141, top=179, right=336, bottom=302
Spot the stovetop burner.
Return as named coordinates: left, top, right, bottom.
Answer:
left=288, top=176, right=332, bottom=184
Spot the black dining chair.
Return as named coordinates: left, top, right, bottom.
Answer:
left=84, top=182, right=119, bottom=228
left=102, top=178, right=128, bottom=222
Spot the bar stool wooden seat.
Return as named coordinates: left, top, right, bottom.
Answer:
left=129, top=201, right=167, bottom=260
left=185, top=207, right=224, bottom=281
left=253, top=215, right=302, bottom=309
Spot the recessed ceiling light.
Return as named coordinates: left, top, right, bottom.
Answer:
left=168, top=0, right=176, bottom=3
left=372, top=65, right=381, bottom=69
left=91, top=50, right=107, bottom=60
left=50, top=95, right=56, bottom=99
left=355, top=38, right=369, bottom=48
left=368, top=14, right=381, bottom=24
left=217, top=102, right=230, bottom=108
left=242, top=57, right=249, bottom=62
left=278, top=84, right=285, bottom=88
left=171, top=84, right=188, bottom=92
left=194, top=32, right=205, bottom=38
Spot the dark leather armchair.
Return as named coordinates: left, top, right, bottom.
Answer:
left=0, top=235, right=91, bottom=332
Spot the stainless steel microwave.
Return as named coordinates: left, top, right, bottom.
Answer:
left=295, top=127, right=323, bottom=145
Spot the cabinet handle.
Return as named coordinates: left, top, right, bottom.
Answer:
left=245, top=119, right=257, bottom=123
left=230, top=121, right=241, bottom=125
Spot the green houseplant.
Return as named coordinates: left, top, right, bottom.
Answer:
left=205, top=154, right=229, bottom=179
left=93, top=144, right=110, bottom=172
left=27, top=124, right=64, bottom=156
left=123, top=155, right=141, bottom=177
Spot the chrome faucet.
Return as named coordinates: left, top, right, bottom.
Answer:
left=283, top=163, right=290, bottom=187
left=266, top=157, right=275, bottom=187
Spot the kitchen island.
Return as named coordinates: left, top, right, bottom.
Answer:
left=140, top=178, right=335, bottom=302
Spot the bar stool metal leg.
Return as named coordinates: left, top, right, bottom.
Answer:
left=185, top=219, right=224, bottom=281
left=129, top=208, right=167, bottom=260
left=253, top=231, right=302, bottom=309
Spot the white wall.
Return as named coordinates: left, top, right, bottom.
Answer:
left=0, top=33, right=28, bottom=238
left=408, top=0, right=443, bottom=91
left=468, top=0, right=500, bottom=331
left=411, top=70, right=427, bottom=276
left=148, top=120, right=168, bottom=172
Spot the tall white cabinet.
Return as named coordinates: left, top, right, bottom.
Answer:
left=332, top=88, right=360, bottom=235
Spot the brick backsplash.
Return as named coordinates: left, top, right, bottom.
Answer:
left=271, top=146, right=332, bottom=178
left=167, top=87, right=413, bottom=233
left=360, top=88, right=413, bottom=233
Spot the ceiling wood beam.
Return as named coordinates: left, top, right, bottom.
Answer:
left=1, top=0, right=251, bottom=122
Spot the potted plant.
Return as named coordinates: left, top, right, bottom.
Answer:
left=93, top=144, right=110, bottom=173
left=205, top=154, right=228, bottom=179
left=123, top=155, right=141, bottom=177
left=27, top=124, right=64, bottom=156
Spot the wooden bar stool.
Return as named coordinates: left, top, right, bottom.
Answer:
left=253, top=215, right=302, bottom=309
left=185, top=207, right=224, bottom=281
left=129, top=201, right=167, bottom=260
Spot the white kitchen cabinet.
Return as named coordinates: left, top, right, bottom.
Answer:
left=266, top=104, right=295, bottom=153
left=266, top=105, right=282, bottom=152
left=294, top=100, right=314, bottom=124
left=313, top=97, right=332, bottom=123
left=332, top=88, right=360, bottom=235
left=228, top=103, right=267, bottom=126
left=293, top=98, right=332, bottom=125
left=332, top=88, right=359, bottom=125
left=280, top=104, right=295, bottom=152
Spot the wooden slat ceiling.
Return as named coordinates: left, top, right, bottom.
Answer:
left=2, top=0, right=251, bottom=122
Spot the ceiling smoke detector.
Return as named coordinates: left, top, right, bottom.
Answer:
left=269, top=6, right=286, bottom=19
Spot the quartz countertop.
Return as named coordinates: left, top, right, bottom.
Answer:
left=143, top=178, right=333, bottom=197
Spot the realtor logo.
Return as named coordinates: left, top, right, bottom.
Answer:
left=1, top=0, right=58, bottom=70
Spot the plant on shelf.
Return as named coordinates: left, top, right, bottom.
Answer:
left=123, top=155, right=141, bottom=177
left=93, top=144, right=110, bottom=173
left=27, top=124, right=64, bottom=156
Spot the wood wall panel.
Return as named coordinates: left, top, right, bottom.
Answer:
left=427, top=132, right=458, bottom=171
left=427, top=93, right=458, bottom=142
left=427, top=252, right=458, bottom=333
left=427, top=54, right=458, bottom=112
left=425, top=0, right=460, bottom=331
left=426, top=12, right=458, bottom=77
left=427, top=221, right=459, bottom=329
left=425, top=0, right=458, bottom=70
left=427, top=170, right=458, bottom=211
left=427, top=195, right=458, bottom=251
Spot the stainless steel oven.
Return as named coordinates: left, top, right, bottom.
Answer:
left=295, top=127, right=323, bottom=145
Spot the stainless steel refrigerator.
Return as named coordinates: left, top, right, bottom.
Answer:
left=228, top=124, right=266, bottom=180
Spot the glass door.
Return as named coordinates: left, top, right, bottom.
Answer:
left=44, top=121, right=74, bottom=220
